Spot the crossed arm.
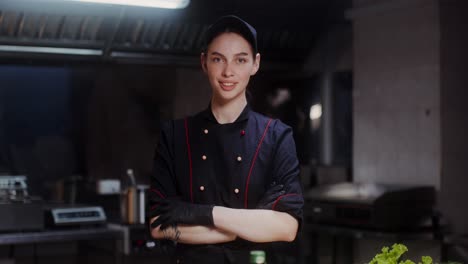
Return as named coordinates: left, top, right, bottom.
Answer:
left=150, top=207, right=298, bottom=244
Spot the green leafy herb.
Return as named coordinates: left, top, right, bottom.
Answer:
left=421, top=256, right=433, bottom=264
left=369, top=243, right=433, bottom=264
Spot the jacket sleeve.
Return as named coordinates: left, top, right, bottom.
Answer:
left=270, top=121, right=304, bottom=228
left=148, top=121, right=178, bottom=215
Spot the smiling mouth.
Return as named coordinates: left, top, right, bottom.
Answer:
left=219, top=82, right=237, bottom=91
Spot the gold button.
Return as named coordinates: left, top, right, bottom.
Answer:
left=200, top=186, right=205, bottom=191
left=202, top=155, right=207, bottom=160
left=237, top=156, right=242, bottom=162
left=234, top=188, right=240, bottom=194
left=203, top=129, right=209, bottom=134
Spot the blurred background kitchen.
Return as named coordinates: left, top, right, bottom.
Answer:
left=0, top=0, right=467, bottom=263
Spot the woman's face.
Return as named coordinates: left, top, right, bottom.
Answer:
left=201, top=32, right=260, bottom=104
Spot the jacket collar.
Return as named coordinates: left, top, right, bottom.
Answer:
left=201, top=103, right=251, bottom=124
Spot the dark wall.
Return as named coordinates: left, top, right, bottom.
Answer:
left=0, top=63, right=176, bottom=198
left=86, top=65, right=175, bottom=185
left=440, top=0, right=468, bottom=234
left=0, top=65, right=86, bottom=196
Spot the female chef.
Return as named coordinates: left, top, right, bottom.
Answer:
left=148, top=15, right=304, bottom=263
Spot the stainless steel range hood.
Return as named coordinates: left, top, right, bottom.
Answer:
left=0, top=0, right=351, bottom=67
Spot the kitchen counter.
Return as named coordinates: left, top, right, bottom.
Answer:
left=0, top=225, right=121, bottom=245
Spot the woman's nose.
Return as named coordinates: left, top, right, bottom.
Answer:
left=222, top=62, right=234, bottom=77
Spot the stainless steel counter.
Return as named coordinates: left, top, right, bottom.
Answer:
left=0, top=226, right=121, bottom=245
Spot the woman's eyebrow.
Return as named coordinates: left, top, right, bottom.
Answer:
left=210, top=51, right=250, bottom=57
left=235, top=52, right=249, bottom=57
left=210, top=51, right=226, bottom=58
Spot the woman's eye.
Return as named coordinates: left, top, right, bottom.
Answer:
left=212, top=57, right=222, bottom=63
left=237, top=58, right=247, bottom=63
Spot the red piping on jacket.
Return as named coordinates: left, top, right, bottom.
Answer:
left=149, top=188, right=165, bottom=198
left=244, top=118, right=273, bottom=208
left=184, top=118, right=194, bottom=203
left=272, top=193, right=299, bottom=210
left=149, top=189, right=165, bottom=210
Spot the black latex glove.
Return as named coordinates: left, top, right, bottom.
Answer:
left=256, top=182, right=285, bottom=209
left=149, top=198, right=214, bottom=229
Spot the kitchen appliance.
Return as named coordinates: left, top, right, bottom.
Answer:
left=0, top=175, right=44, bottom=231
left=305, top=182, right=436, bottom=230
left=44, top=205, right=107, bottom=227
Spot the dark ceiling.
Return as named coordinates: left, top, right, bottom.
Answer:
left=0, top=0, right=352, bottom=67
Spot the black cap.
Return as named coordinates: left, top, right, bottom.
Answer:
left=203, top=15, right=258, bottom=54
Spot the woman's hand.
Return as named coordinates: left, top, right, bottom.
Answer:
left=150, top=198, right=214, bottom=229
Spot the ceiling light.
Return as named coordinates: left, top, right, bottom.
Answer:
left=0, top=45, right=102, bottom=56
left=64, top=0, right=190, bottom=9
left=309, top=104, right=322, bottom=120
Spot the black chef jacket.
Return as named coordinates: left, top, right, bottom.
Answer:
left=149, top=104, right=304, bottom=264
